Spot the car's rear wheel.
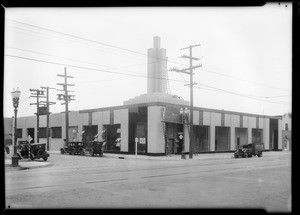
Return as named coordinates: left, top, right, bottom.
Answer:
left=71, top=148, right=76, bottom=155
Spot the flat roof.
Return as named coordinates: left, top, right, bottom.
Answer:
left=78, top=101, right=282, bottom=119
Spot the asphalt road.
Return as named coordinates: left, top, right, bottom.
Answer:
left=5, top=151, right=291, bottom=212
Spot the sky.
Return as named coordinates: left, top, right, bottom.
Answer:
left=3, top=3, right=292, bottom=118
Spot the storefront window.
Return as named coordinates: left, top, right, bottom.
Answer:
left=38, top=127, right=47, bottom=138
left=193, top=125, right=209, bottom=152
left=17, top=128, right=22, bottom=138
left=103, top=124, right=121, bottom=152
left=82, top=125, right=98, bottom=144
left=51, top=127, right=62, bottom=138
left=215, top=126, right=230, bottom=151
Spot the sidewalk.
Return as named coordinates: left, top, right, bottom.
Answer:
left=4, top=158, right=52, bottom=170
left=48, top=150, right=235, bottom=161
left=101, top=152, right=235, bottom=161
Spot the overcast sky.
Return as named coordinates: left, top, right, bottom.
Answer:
left=4, top=3, right=292, bottom=118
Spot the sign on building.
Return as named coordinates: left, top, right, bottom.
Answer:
left=38, top=106, right=48, bottom=115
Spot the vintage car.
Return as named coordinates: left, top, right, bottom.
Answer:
left=17, top=142, right=50, bottom=161
left=60, top=141, right=85, bottom=155
left=85, top=141, right=104, bottom=157
left=234, top=142, right=264, bottom=158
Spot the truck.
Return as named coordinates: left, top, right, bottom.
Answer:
left=234, top=142, right=264, bottom=158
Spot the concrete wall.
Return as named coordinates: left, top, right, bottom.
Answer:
left=148, top=106, right=165, bottom=153
left=230, top=115, right=240, bottom=150
left=193, top=110, right=199, bottom=125
left=278, top=119, right=283, bottom=150
left=263, top=118, right=270, bottom=150
left=209, top=112, right=221, bottom=151
left=114, top=109, right=129, bottom=152
left=282, top=114, right=292, bottom=130
left=4, top=118, right=13, bottom=135
left=247, top=117, right=256, bottom=143
left=203, top=111, right=211, bottom=126
left=93, top=111, right=104, bottom=144
left=184, top=123, right=190, bottom=152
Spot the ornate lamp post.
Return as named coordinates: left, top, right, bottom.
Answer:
left=11, top=88, right=21, bottom=167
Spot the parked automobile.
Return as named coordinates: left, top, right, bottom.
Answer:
left=85, top=141, right=104, bottom=157
left=60, top=141, right=85, bottom=155
left=234, top=142, right=264, bottom=158
left=17, top=142, right=49, bottom=161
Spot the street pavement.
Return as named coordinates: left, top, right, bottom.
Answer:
left=4, top=150, right=233, bottom=170
left=5, top=151, right=291, bottom=212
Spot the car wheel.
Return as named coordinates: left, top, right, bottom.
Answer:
left=80, top=148, right=85, bottom=156
left=37, top=149, right=45, bottom=157
left=60, top=148, right=65, bottom=154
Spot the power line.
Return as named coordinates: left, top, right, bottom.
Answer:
left=197, top=67, right=290, bottom=92
left=4, top=54, right=185, bottom=84
left=6, top=19, right=148, bottom=57
left=5, top=46, right=168, bottom=75
left=5, top=53, right=290, bottom=106
left=7, top=19, right=288, bottom=94
left=195, top=83, right=290, bottom=106
left=6, top=19, right=188, bottom=67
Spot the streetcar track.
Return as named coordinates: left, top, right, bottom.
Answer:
left=10, top=155, right=289, bottom=176
left=6, top=162, right=290, bottom=191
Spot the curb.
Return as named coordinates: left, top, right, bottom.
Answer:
left=18, top=163, right=53, bottom=170
left=5, top=160, right=53, bottom=171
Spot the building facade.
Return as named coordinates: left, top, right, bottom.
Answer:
left=3, top=36, right=289, bottom=155
left=4, top=101, right=284, bottom=155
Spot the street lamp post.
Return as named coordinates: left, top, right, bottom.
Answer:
left=11, top=88, right=21, bottom=167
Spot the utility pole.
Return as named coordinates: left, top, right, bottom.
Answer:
left=30, top=88, right=46, bottom=143
left=40, top=86, right=56, bottom=151
left=170, top=44, right=201, bottom=159
left=57, top=67, right=75, bottom=148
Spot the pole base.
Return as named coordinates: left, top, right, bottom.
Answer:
left=11, top=155, right=19, bottom=167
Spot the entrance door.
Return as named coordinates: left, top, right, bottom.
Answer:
left=27, top=128, right=34, bottom=143
left=135, top=122, right=147, bottom=154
